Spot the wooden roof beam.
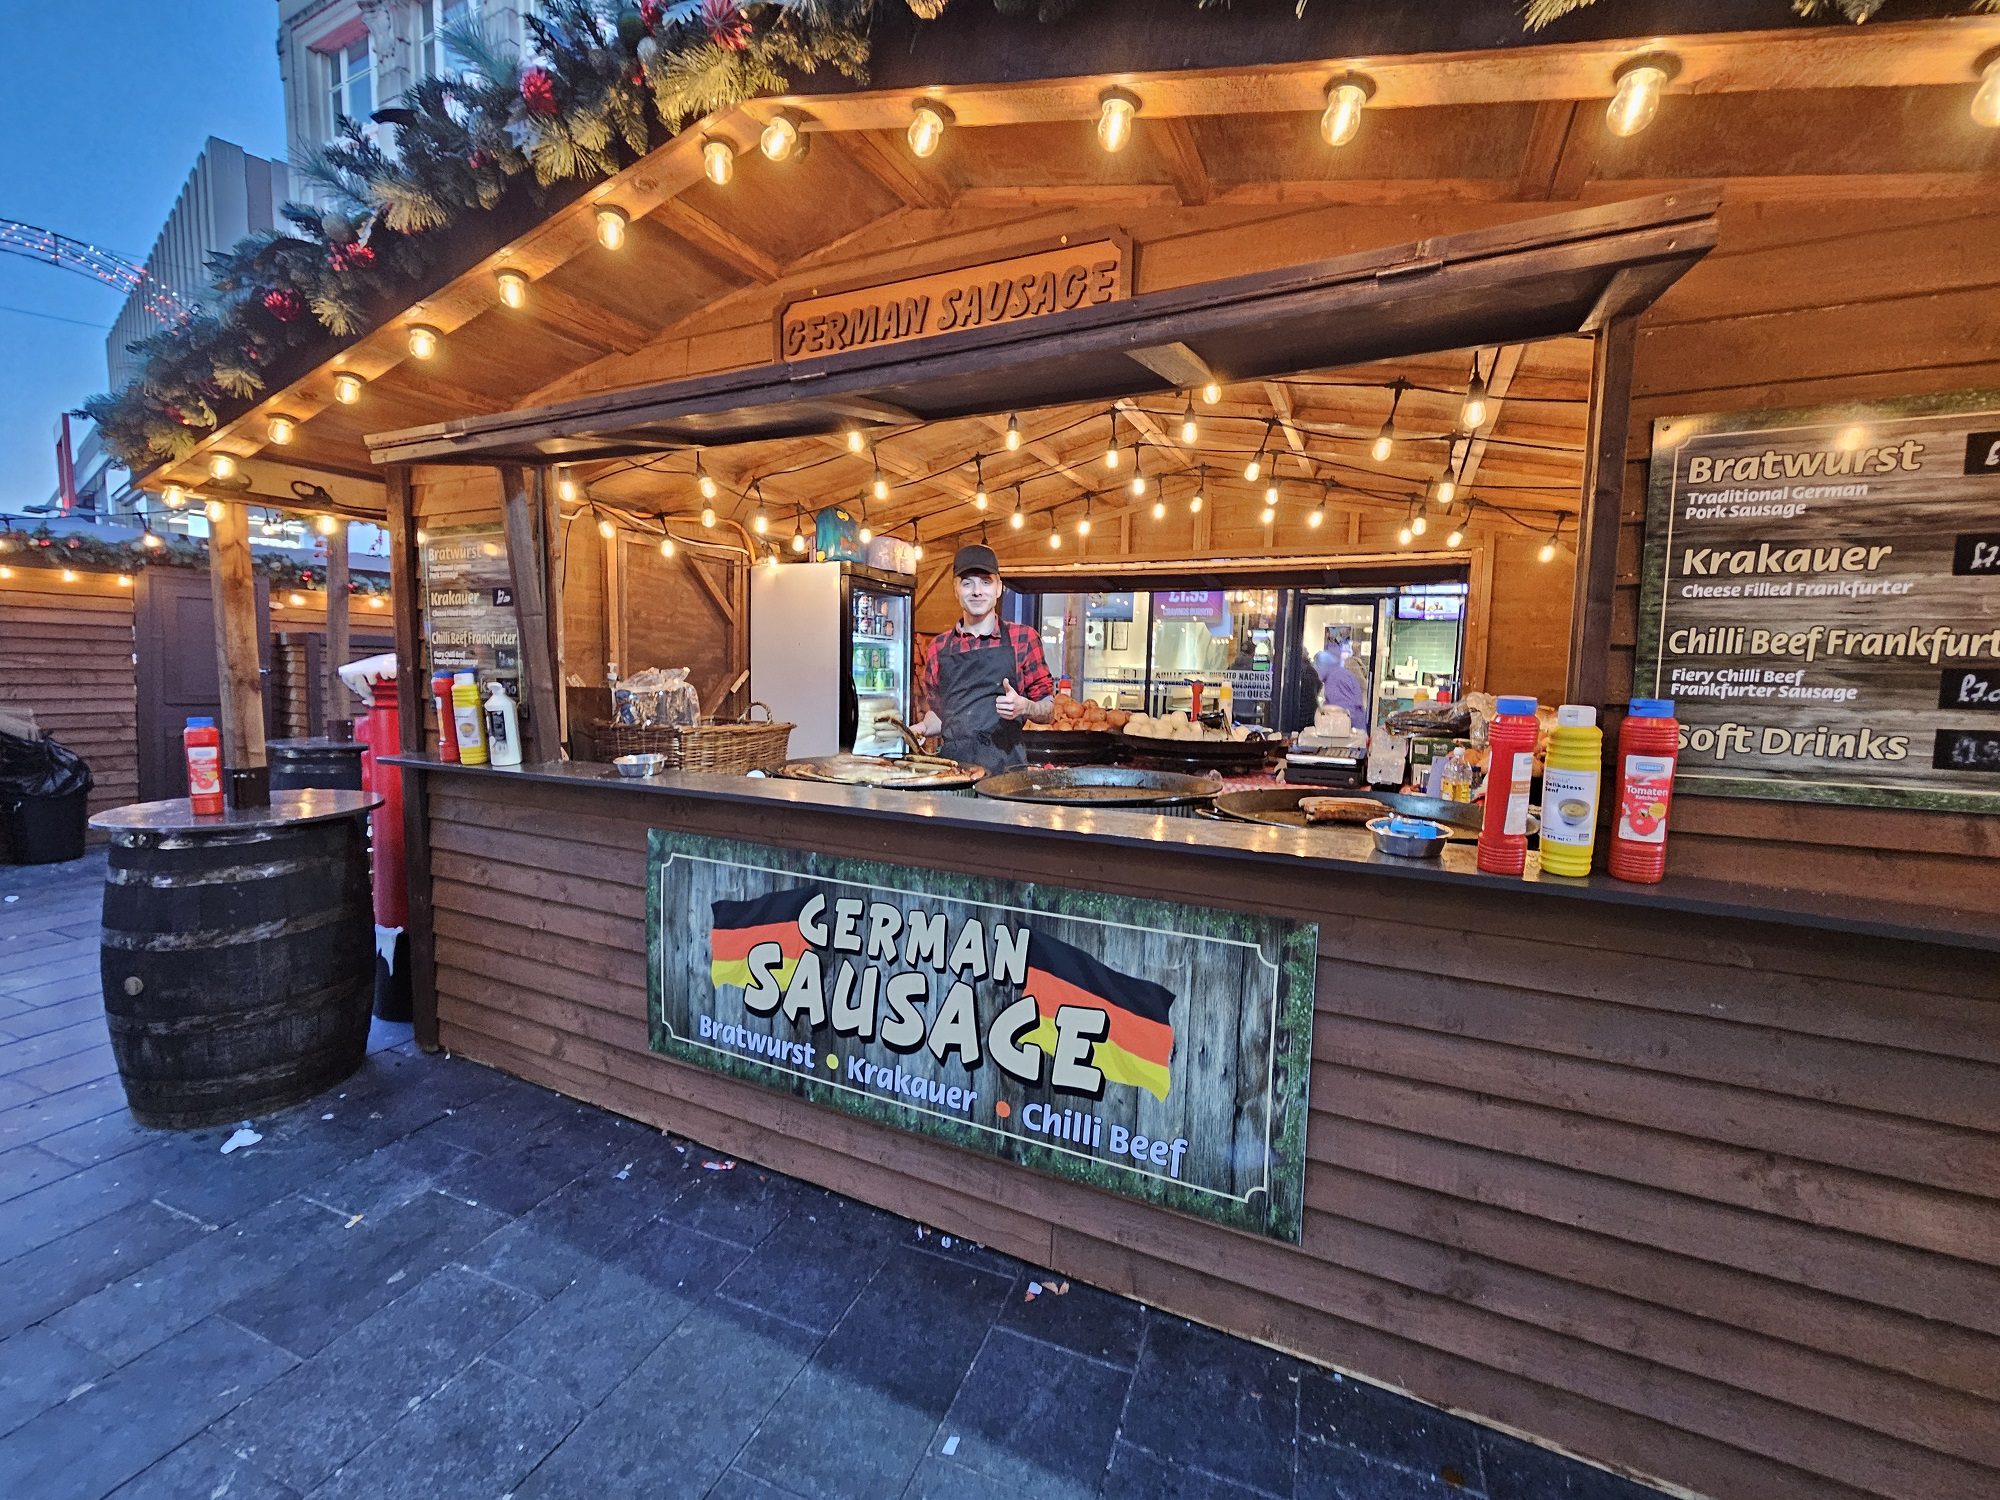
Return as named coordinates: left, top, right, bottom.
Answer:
left=1156, top=118, right=1214, bottom=206
left=652, top=198, right=780, bottom=284
left=824, top=129, right=954, bottom=210
left=520, top=281, right=654, bottom=355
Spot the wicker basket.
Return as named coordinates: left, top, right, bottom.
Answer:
left=594, top=703, right=793, bottom=775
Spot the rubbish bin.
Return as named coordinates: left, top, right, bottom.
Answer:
left=0, top=730, right=93, bottom=865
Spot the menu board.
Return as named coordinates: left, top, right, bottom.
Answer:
left=420, top=522, right=523, bottom=701
left=1635, top=393, right=2000, bottom=812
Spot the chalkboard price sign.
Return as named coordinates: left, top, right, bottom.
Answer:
left=1637, top=392, right=2000, bottom=813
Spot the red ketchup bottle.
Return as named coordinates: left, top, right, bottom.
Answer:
left=432, top=673, right=461, bottom=762
left=1476, top=696, right=1539, bottom=876
left=1609, top=698, right=1680, bottom=884
left=183, top=716, right=224, bottom=816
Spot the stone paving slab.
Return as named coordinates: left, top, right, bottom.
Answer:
left=0, top=850, right=1675, bottom=1500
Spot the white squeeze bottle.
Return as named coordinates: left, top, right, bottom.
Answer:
left=484, top=681, right=523, bottom=767
left=450, top=671, right=489, bottom=766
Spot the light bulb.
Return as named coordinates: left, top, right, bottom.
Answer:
left=1976, top=59, right=2000, bottom=128
left=1243, top=456, right=1261, bottom=483
left=268, top=415, right=295, bottom=445
left=1608, top=61, right=1668, bottom=138
left=1131, top=473, right=1147, bottom=497
left=1461, top=365, right=1489, bottom=429
left=142, top=531, right=164, bottom=549
left=1049, top=531, right=1062, bottom=549
left=1412, top=514, right=1428, bottom=536
left=703, top=138, right=734, bottom=186
left=115, top=574, right=133, bottom=588
left=61, top=568, right=77, bottom=582
left=846, top=428, right=864, bottom=453
left=407, top=325, right=439, bottom=359
left=595, top=204, right=628, bottom=249
left=1320, top=79, right=1371, bottom=148
left=913, top=542, right=925, bottom=561
left=974, top=488, right=989, bottom=511
left=1104, top=441, right=1120, bottom=469
left=162, top=484, right=185, bottom=509
left=791, top=529, right=807, bottom=553
left=759, top=114, right=799, bottom=162
left=660, top=536, right=677, bottom=558
left=288, top=591, right=305, bottom=606
left=1308, top=506, right=1325, bottom=529
left=1009, top=508, right=1024, bottom=530
left=495, top=268, right=528, bottom=308
left=1097, top=90, right=1137, bottom=153
left=701, top=505, right=716, bottom=529
left=859, top=524, right=873, bottom=544
left=315, top=513, right=337, bottom=536
left=1397, top=524, right=1413, bottom=546
left=1151, top=500, right=1165, bottom=520
left=1078, top=514, right=1092, bottom=537
left=209, top=454, right=237, bottom=480
left=1190, top=490, right=1204, bottom=514
left=698, top=469, right=719, bottom=501
left=766, top=550, right=780, bottom=570
left=1180, top=412, right=1197, bottom=445
left=556, top=469, right=578, bottom=503
left=1446, top=527, right=1464, bottom=548
left=1437, top=475, right=1457, bottom=506
left=1004, top=414, right=1022, bottom=450
left=597, top=517, right=616, bottom=540
left=1372, top=426, right=1394, bottom=463
left=908, top=103, right=945, bottom=159
left=872, top=470, right=889, bottom=501
left=332, top=372, right=362, bottom=404
left=1201, top=381, right=1220, bottom=404
left=368, top=596, right=384, bottom=610
left=1261, top=505, right=1275, bottom=524
left=753, top=510, right=768, bottom=535
left=206, top=500, right=225, bottom=522
left=415, top=527, right=427, bottom=545
left=1264, top=483, right=1278, bottom=506
left=1539, top=538, right=1558, bottom=563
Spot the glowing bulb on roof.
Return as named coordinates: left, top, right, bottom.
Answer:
left=908, top=103, right=945, bottom=159
left=1096, top=90, right=1137, bottom=153
left=1608, top=60, right=1669, bottom=138
left=1320, top=77, right=1372, bottom=148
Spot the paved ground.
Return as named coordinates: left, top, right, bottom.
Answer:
left=0, top=849, right=1672, bottom=1500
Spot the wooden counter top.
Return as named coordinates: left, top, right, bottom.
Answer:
left=384, top=754, right=1997, bottom=953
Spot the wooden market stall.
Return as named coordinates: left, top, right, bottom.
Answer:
left=129, top=9, right=2000, bottom=1500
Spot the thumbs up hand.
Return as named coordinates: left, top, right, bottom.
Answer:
left=995, top=677, right=1028, bottom=721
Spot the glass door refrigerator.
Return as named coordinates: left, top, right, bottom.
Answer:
left=846, top=568, right=913, bottom=756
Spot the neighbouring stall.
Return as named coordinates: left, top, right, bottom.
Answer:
left=106, top=8, right=2000, bottom=1499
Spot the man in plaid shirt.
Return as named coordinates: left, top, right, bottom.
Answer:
left=911, top=545, right=1054, bottom=772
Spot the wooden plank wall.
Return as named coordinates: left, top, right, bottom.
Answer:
left=0, top=570, right=138, bottom=826
left=422, top=771, right=2000, bottom=1500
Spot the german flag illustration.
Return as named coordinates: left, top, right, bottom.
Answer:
left=1021, top=929, right=1176, bottom=1101
left=709, top=888, right=815, bottom=990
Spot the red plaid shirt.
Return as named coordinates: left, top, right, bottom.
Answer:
left=918, top=620, right=1055, bottom=715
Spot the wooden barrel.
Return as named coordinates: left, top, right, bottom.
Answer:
left=267, top=737, right=367, bottom=792
left=98, top=803, right=376, bottom=1128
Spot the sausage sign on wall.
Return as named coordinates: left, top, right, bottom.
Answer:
left=1637, top=393, right=2000, bottom=812
left=647, top=831, right=1316, bottom=1242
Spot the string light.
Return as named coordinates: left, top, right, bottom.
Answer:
left=1103, top=412, right=1120, bottom=469
left=315, top=513, right=337, bottom=536
left=1397, top=502, right=1416, bottom=547
left=1048, top=528, right=1062, bottom=550
left=846, top=427, right=865, bottom=453
left=0, top=566, right=12, bottom=579
left=162, top=484, right=185, bottom=510
left=702, top=138, right=735, bottom=186
left=858, top=494, right=873, bottom=544
left=332, top=372, right=363, bottom=404
left=701, top=503, right=717, bottom=529
left=766, top=547, right=781, bottom=571
left=288, top=591, right=306, bottom=607
left=1096, top=88, right=1138, bottom=153
left=759, top=113, right=800, bottom=162
left=1608, top=57, right=1670, bottom=137
left=1309, top=488, right=1327, bottom=529
left=1244, top=424, right=1268, bottom=483
left=1461, top=356, right=1489, bottom=429
left=696, top=454, right=719, bottom=501
left=871, top=458, right=889, bottom=501
left=368, top=596, right=385, bottom=610
left=1320, top=75, right=1373, bottom=148
left=495, top=268, right=528, bottom=308
left=791, top=504, right=808, bottom=553
left=1435, top=461, right=1458, bottom=508
left=61, top=568, right=78, bottom=582
left=1976, top=57, right=2000, bottom=127
left=1010, top=486, right=1024, bottom=529
left=407, top=325, right=440, bottom=359
left=556, top=466, right=578, bottom=503
left=1539, top=523, right=1562, bottom=563
left=595, top=204, right=628, bottom=249
left=1261, top=484, right=1276, bottom=525
left=1078, top=496, right=1093, bottom=538
left=660, top=535, right=677, bottom=558
left=1446, top=523, right=1464, bottom=548
left=597, top=516, right=616, bottom=541
left=267, top=416, right=295, bottom=445
left=1190, top=468, right=1205, bottom=514
left=142, top=530, right=165, bottom=549
left=1130, top=456, right=1147, bottom=498
left=1179, top=396, right=1198, bottom=445
left=1411, top=511, right=1428, bottom=537
left=973, top=456, right=988, bottom=510
left=209, top=454, right=237, bottom=481
left=1004, top=413, right=1022, bottom=451
left=206, top=500, right=225, bottom=521
left=1201, top=380, right=1221, bottom=405
left=1373, top=381, right=1402, bottom=462
left=1151, top=497, right=1166, bottom=520
left=752, top=483, right=769, bottom=535
left=908, top=102, right=946, bottom=158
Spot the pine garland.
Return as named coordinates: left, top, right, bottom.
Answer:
left=83, top=0, right=2000, bottom=472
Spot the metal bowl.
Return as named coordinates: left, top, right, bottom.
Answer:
left=613, top=753, right=668, bottom=778
left=1367, top=815, right=1449, bottom=858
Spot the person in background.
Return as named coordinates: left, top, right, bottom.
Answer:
left=1311, top=626, right=1370, bottom=731
left=911, top=545, right=1056, bottom=771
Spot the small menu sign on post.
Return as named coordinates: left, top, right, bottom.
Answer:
left=1636, top=393, right=2000, bottom=812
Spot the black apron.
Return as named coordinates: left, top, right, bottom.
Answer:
left=935, top=630, right=1027, bottom=774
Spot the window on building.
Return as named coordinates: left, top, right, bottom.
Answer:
left=419, top=0, right=479, bottom=80
left=326, top=36, right=374, bottom=132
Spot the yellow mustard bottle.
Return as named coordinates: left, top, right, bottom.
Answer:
left=1537, top=704, right=1602, bottom=878
left=451, top=671, right=489, bottom=767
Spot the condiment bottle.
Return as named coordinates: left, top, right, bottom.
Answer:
left=1538, top=705, right=1604, bottom=878
left=1439, top=746, right=1474, bottom=804
left=183, top=716, right=223, bottom=816
left=433, top=673, right=460, bottom=762
left=1476, top=696, right=1538, bottom=876
left=451, top=671, right=489, bottom=766
left=1609, top=698, right=1679, bottom=884
left=484, top=681, right=522, bottom=768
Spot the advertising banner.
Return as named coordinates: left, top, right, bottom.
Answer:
left=647, top=831, right=1316, bottom=1241
left=420, top=522, right=522, bottom=701
left=1636, top=393, right=2000, bottom=811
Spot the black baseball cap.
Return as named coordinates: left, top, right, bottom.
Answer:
left=952, top=544, right=1000, bottom=578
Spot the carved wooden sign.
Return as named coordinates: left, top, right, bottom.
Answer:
left=778, top=236, right=1130, bottom=361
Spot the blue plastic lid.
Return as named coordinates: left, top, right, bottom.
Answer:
left=1629, top=698, right=1675, bottom=718
left=185, top=716, right=215, bottom=728
left=1495, top=696, right=1538, bottom=716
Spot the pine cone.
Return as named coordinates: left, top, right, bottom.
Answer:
left=520, top=66, right=560, bottom=118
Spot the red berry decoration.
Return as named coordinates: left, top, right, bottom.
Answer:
left=262, top=288, right=305, bottom=323
left=639, top=0, right=662, bottom=26
left=702, top=0, right=751, bottom=50
left=520, top=66, right=559, bottom=117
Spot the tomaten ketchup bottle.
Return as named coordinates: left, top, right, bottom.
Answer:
left=1609, top=698, right=1679, bottom=884
left=183, top=716, right=224, bottom=816
left=1476, top=696, right=1539, bottom=876
left=432, top=673, right=461, bottom=762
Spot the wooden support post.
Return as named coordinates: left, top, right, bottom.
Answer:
left=498, top=463, right=564, bottom=763
left=1568, top=314, right=1638, bottom=710
left=323, top=518, right=351, bottom=729
left=207, top=501, right=267, bottom=772
left=384, top=466, right=439, bottom=1051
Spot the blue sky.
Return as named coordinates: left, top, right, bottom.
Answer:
left=0, top=0, right=287, bottom=509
